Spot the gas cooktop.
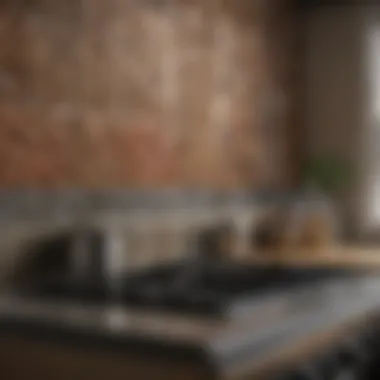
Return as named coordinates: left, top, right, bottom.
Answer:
left=20, top=261, right=365, bottom=319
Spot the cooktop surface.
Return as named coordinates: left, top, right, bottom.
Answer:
left=19, top=261, right=366, bottom=319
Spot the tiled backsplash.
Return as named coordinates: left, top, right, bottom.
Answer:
left=0, top=190, right=254, bottom=221
left=0, top=190, right=265, bottom=284
left=0, top=189, right=328, bottom=285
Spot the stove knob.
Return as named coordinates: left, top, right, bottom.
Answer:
left=315, top=352, right=340, bottom=378
left=361, top=327, right=380, bottom=353
left=332, top=342, right=368, bottom=380
left=343, top=336, right=370, bottom=364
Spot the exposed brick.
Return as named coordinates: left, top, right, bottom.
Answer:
left=0, top=0, right=296, bottom=189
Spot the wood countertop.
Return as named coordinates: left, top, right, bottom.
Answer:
left=247, top=245, right=380, bottom=269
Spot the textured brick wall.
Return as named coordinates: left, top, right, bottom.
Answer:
left=0, top=0, right=295, bottom=188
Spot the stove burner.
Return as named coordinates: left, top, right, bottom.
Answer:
left=21, top=262, right=363, bottom=319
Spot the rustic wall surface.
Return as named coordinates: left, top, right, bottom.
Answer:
left=0, top=0, right=295, bottom=188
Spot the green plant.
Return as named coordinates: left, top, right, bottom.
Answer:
left=301, top=155, right=353, bottom=194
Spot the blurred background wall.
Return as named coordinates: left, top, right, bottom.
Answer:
left=0, top=0, right=297, bottom=189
